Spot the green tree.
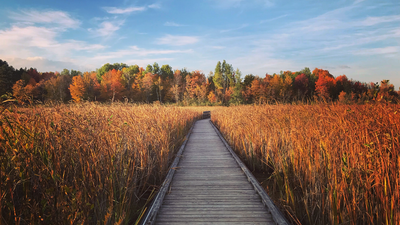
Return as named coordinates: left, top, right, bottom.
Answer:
left=0, top=60, right=15, bottom=97
left=160, top=64, right=173, bottom=80
left=70, top=69, right=82, bottom=77
left=145, top=64, right=153, bottom=74
left=152, top=62, right=160, bottom=75
left=61, top=68, right=71, bottom=77
left=97, top=63, right=127, bottom=80
left=230, top=68, right=243, bottom=104
left=213, top=61, right=223, bottom=90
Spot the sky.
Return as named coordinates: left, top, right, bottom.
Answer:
left=0, top=0, right=399, bottom=89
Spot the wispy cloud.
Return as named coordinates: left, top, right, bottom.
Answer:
left=353, top=0, right=366, bottom=5
left=211, top=46, right=226, bottom=49
left=220, top=24, right=248, bottom=33
left=358, top=15, right=400, bottom=26
left=9, top=9, right=80, bottom=29
left=157, top=35, right=199, bottom=46
left=213, top=0, right=274, bottom=8
left=89, top=20, right=124, bottom=37
left=3, top=57, right=84, bottom=72
left=103, top=6, right=146, bottom=14
left=148, top=3, right=161, bottom=9
left=0, top=25, right=105, bottom=61
left=89, top=46, right=192, bottom=62
left=353, top=46, right=400, bottom=56
left=260, top=14, right=287, bottom=24
left=164, top=21, right=185, bottom=27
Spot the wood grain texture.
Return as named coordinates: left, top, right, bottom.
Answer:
left=154, top=119, right=277, bottom=225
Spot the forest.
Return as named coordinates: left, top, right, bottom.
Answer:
left=1, top=59, right=399, bottom=105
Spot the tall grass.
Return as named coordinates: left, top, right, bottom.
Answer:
left=212, top=103, right=399, bottom=225
left=1, top=103, right=201, bottom=224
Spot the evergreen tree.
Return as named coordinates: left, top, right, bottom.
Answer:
left=0, top=60, right=15, bottom=97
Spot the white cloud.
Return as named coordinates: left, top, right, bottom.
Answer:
left=353, top=0, right=366, bottom=5
left=358, top=15, right=400, bottom=26
left=9, top=9, right=80, bottom=29
left=89, top=21, right=124, bottom=37
left=90, top=46, right=193, bottom=61
left=103, top=6, right=146, bottom=14
left=148, top=3, right=161, bottom=9
left=0, top=26, right=106, bottom=61
left=211, top=46, right=226, bottom=49
left=213, top=0, right=274, bottom=8
left=3, top=57, right=84, bottom=72
left=260, top=14, right=287, bottom=24
left=164, top=22, right=185, bottom=27
left=353, top=46, right=400, bottom=56
left=157, top=35, right=199, bottom=46
left=81, top=46, right=193, bottom=69
left=220, top=24, right=248, bottom=33
left=124, top=58, right=174, bottom=66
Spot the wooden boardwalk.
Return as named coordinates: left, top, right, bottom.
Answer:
left=154, top=119, right=277, bottom=225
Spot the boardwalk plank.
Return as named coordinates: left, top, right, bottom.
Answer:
left=154, top=119, right=275, bottom=225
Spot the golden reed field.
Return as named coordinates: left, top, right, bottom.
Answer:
left=212, top=104, right=399, bottom=225
left=1, top=104, right=202, bottom=224
left=1, top=103, right=399, bottom=225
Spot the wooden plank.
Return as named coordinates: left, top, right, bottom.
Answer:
left=158, top=209, right=269, bottom=214
left=156, top=205, right=268, bottom=208
left=156, top=217, right=273, bottom=222
left=156, top=214, right=272, bottom=219
left=156, top=222, right=271, bottom=225
left=210, top=120, right=289, bottom=225
left=142, top=119, right=282, bottom=225
left=139, top=124, right=195, bottom=225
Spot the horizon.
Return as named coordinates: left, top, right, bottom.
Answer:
left=1, top=0, right=399, bottom=89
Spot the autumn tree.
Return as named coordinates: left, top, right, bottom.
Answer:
left=100, top=69, right=124, bottom=102
left=171, top=70, right=183, bottom=103
left=280, top=75, right=293, bottom=102
left=314, top=68, right=336, bottom=101
left=69, top=75, right=85, bottom=102
left=121, top=65, right=139, bottom=99
left=250, top=78, right=263, bottom=103
left=44, top=77, right=60, bottom=102
left=97, top=63, right=127, bottom=80
left=12, top=80, right=27, bottom=103
left=268, top=74, right=281, bottom=101
left=184, top=71, right=207, bottom=104
left=208, top=91, right=217, bottom=103
left=142, top=72, right=155, bottom=102
left=241, top=74, right=255, bottom=103
left=293, top=73, right=309, bottom=99
left=82, top=72, right=100, bottom=100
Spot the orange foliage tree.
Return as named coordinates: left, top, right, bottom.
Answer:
left=100, top=69, right=124, bottom=102
left=208, top=90, right=217, bottom=103
left=69, top=76, right=85, bottom=102
left=314, top=68, right=336, bottom=101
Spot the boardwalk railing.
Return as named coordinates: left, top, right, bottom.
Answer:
left=202, top=111, right=211, bottom=119
left=139, top=125, right=194, bottom=225
left=210, top=120, right=289, bottom=225
left=139, top=119, right=289, bottom=225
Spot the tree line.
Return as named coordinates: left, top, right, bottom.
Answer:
left=1, top=59, right=399, bottom=105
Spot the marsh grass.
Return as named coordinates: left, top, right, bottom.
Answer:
left=212, top=103, right=399, bottom=225
left=1, top=103, right=201, bottom=224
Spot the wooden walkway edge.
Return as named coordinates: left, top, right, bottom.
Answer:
left=139, top=119, right=289, bottom=225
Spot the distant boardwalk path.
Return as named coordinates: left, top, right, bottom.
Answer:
left=154, top=119, right=277, bottom=225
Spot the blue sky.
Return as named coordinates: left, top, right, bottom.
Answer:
left=0, top=0, right=399, bottom=88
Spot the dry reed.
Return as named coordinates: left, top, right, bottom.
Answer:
left=1, top=103, right=201, bottom=224
left=212, top=103, right=399, bottom=225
